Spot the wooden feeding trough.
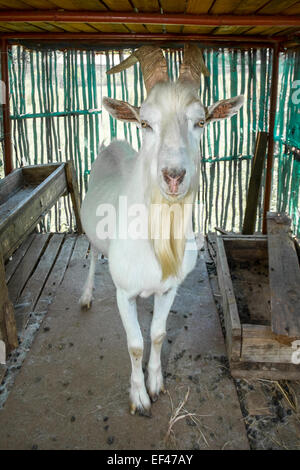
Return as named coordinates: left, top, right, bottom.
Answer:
left=0, top=162, right=82, bottom=356
left=215, top=212, right=300, bottom=380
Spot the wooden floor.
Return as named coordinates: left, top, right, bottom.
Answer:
left=0, top=233, right=250, bottom=450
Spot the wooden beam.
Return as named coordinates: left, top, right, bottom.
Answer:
left=242, top=132, right=268, bottom=235
left=262, top=43, right=280, bottom=234
left=65, top=161, right=83, bottom=234
left=0, top=32, right=282, bottom=46
left=0, top=11, right=299, bottom=27
left=267, top=212, right=300, bottom=338
left=1, top=38, right=13, bottom=176
left=0, top=252, right=18, bottom=354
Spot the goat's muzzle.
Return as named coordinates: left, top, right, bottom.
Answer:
left=162, top=168, right=186, bottom=195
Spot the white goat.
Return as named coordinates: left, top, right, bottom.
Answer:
left=80, top=45, right=243, bottom=416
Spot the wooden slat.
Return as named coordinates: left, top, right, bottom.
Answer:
left=258, top=0, right=300, bottom=14
left=234, top=0, right=276, bottom=14
left=267, top=212, right=300, bottom=337
left=5, top=233, right=36, bottom=284
left=7, top=233, right=51, bottom=304
left=65, top=161, right=83, bottom=234
left=0, top=168, right=23, bottom=205
left=242, top=132, right=268, bottom=235
left=160, top=0, right=186, bottom=12
left=103, top=0, right=133, bottom=10
left=44, top=0, right=108, bottom=10
left=132, top=0, right=160, bottom=12
left=88, top=22, right=130, bottom=33
left=216, top=235, right=241, bottom=360
left=0, top=0, right=33, bottom=8
left=0, top=253, right=18, bottom=353
left=125, top=23, right=148, bottom=32
left=241, top=324, right=298, bottom=363
left=181, top=25, right=216, bottom=34
left=222, top=236, right=268, bottom=263
left=21, top=163, right=61, bottom=185
left=13, top=234, right=65, bottom=331
left=230, top=361, right=300, bottom=380
left=283, top=1, right=300, bottom=15
left=69, top=234, right=90, bottom=267
left=16, top=0, right=59, bottom=8
left=210, top=0, right=243, bottom=14
left=186, top=0, right=215, bottom=14
left=33, top=234, right=76, bottom=316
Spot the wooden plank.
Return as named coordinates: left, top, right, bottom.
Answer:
left=69, top=234, right=90, bottom=266
left=131, top=0, right=160, bottom=12
left=5, top=233, right=36, bottom=284
left=0, top=168, right=23, bottom=205
left=216, top=235, right=241, bottom=360
left=21, top=162, right=62, bottom=185
left=38, top=0, right=108, bottom=9
left=0, top=164, right=67, bottom=261
left=160, top=0, right=186, bottom=12
left=267, top=212, right=300, bottom=337
left=65, top=161, right=83, bottom=234
left=233, top=0, right=274, bottom=14
left=186, top=0, right=215, bottom=14
left=224, top=238, right=268, bottom=263
left=242, top=132, right=268, bottom=235
left=258, top=0, right=300, bottom=14
left=14, top=234, right=65, bottom=332
left=33, top=234, right=77, bottom=317
left=0, top=253, right=18, bottom=353
left=7, top=233, right=51, bottom=305
left=210, top=0, right=242, bottom=14
left=241, top=324, right=299, bottom=363
left=102, top=0, right=133, bottom=10
left=230, top=361, right=300, bottom=380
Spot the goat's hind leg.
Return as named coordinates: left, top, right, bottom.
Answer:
left=79, top=244, right=98, bottom=309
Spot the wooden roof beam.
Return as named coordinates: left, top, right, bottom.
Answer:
left=0, top=11, right=299, bottom=27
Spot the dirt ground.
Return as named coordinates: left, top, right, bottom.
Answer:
left=0, top=235, right=249, bottom=450
left=0, top=234, right=299, bottom=450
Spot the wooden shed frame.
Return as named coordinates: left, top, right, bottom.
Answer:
left=0, top=5, right=300, bottom=232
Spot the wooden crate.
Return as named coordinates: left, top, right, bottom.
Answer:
left=215, top=216, right=300, bottom=380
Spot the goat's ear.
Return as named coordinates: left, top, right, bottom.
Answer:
left=103, top=97, right=140, bottom=123
left=205, top=95, right=244, bottom=124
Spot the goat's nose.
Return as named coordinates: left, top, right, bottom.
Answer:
left=162, top=168, right=186, bottom=194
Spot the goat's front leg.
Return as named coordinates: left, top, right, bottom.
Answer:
left=147, top=287, right=177, bottom=402
left=116, top=289, right=151, bottom=416
left=79, top=244, right=98, bottom=309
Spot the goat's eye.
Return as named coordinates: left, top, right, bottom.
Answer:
left=196, top=120, right=205, bottom=128
left=141, top=120, right=152, bottom=130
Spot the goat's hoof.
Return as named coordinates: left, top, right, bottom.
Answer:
left=129, top=402, right=152, bottom=418
left=79, top=295, right=93, bottom=310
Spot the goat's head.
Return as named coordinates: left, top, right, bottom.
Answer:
left=103, top=45, right=244, bottom=202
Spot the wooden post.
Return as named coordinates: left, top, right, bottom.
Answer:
left=65, top=161, right=83, bottom=234
left=262, top=43, right=280, bottom=234
left=242, top=132, right=268, bottom=234
left=1, top=38, right=13, bottom=176
left=267, top=212, right=300, bottom=338
left=0, top=252, right=18, bottom=355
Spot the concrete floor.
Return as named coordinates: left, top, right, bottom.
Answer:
left=0, top=235, right=249, bottom=450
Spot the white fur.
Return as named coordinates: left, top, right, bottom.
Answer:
left=80, top=81, right=243, bottom=414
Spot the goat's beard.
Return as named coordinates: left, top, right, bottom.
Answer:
left=148, top=186, right=196, bottom=281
